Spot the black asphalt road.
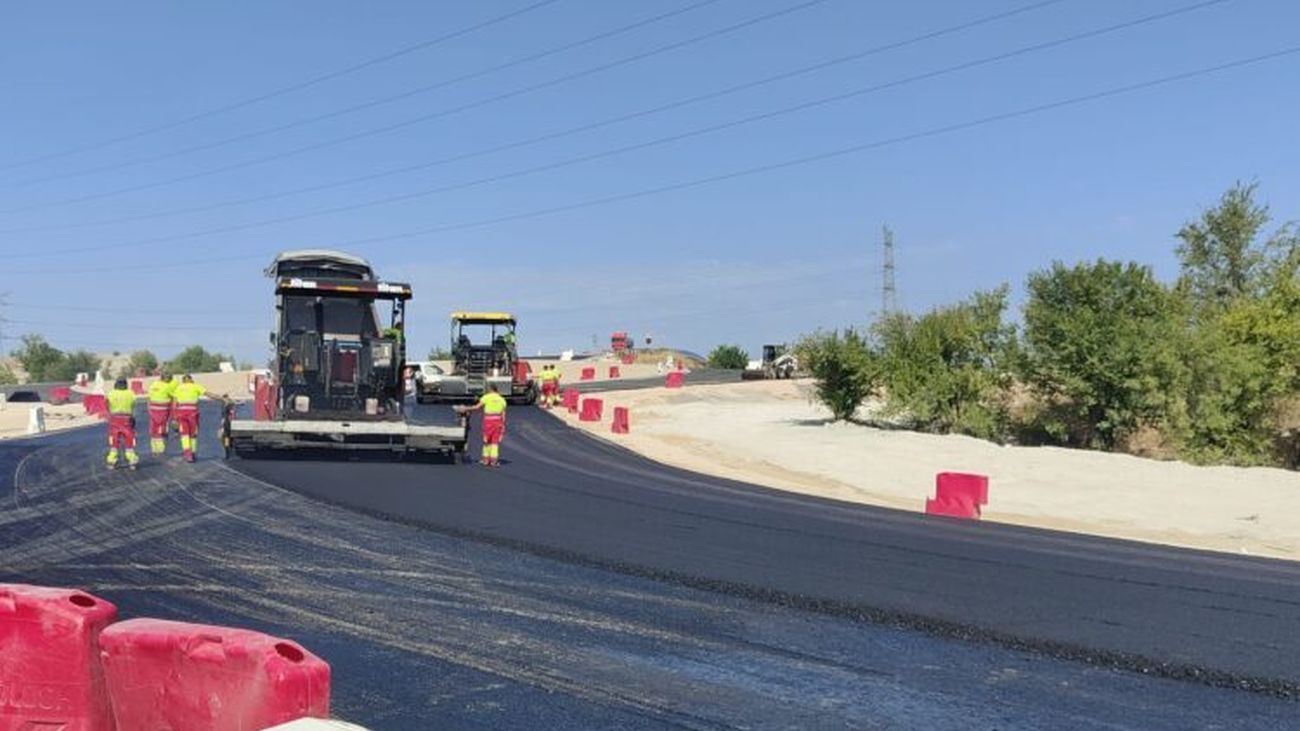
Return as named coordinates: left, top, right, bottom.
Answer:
left=1, top=400, right=1298, bottom=729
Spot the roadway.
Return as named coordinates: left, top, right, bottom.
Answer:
left=1, top=395, right=1298, bottom=728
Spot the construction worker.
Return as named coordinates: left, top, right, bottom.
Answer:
left=548, top=365, right=562, bottom=408
left=146, top=372, right=176, bottom=456
left=172, top=374, right=210, bottom=463
left=458, top=383, right=507, bottom=467
left=538, top=365, right=556, bottom=409
left=106, top=378, right=140, bottom=470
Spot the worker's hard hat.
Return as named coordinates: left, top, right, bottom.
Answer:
left=114, top=378, right=128, bottom=390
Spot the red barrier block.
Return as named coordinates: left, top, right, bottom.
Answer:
left=563, top=388, right=580, bottom=413
left=100, top=619, right=330, bottom=731
left=936, top=472, right=989, bottom=506
left=621, top=354, right=635, bottom=365
left=254, top=380, right=279, bottom=422
left=611, top=406, right=630, bottom=434
left=579, top=398, right=603, bottom=422
left=0, top=584, right=118, bottom=731
left=129, top=380, right=145, bottom=395
left=580, top=367, right=596, bottom=381
left=82, top=394, right=107, bottom=419
left=608, top=366, right=621, bottom=379
left=665, top=371, right=685, bottom=389
left=48, top=386, right=72, bottom=405
left=512, top=360, right=532, bottom=384
left=924, top=496, right=980, bottom=519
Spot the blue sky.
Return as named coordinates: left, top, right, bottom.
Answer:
left=1, top=0, right=1297, bottom=364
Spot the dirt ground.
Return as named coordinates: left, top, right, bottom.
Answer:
left=550, top=379, right=1300, bottom=562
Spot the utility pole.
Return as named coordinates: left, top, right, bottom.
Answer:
left=881, top=225, right=897, bottom=317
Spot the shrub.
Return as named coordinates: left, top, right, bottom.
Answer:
left=795, top=329, right=876, bottom=421
left=11, top=334, right=64, bottom=382
left=706, top=344, right=749, bottom=370
left=874, top=287, right=1015, bottom=439
left=166, top=346, right=232, bottom=374
left=0, top=363, right=17, bottom=385
left=1020, top=260, right=1187, bottom=450
left=118, top=350, right=159, bottom=378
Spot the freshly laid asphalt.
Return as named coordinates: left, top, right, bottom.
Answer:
left=2, top=388, right=1299, bottom=729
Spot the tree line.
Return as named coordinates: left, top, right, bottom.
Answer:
left=4, top=338, right=237, bottom=384
left=798, top=183, right=1299, bottom=469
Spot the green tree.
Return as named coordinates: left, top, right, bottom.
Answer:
left=1020, top=260, right=1186, bottom=450
left=875, top=286, right=1016, bottom=439
left=0, top=362, right=17, bottom=385
left=427, top=347, right=452, bottom=361
left=11, top=334, right=65, bottom=382
left=166, top=345, right=231, bottom=374
left=706, top=344, right=749, bottom=370
left=117, top=350, right=159, bottom=378
left=1176, top=182, right=1295, bottom=309
left=795, top=329, right=877, bottom=422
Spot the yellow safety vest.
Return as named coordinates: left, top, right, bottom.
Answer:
left=173, top=382, right=207, bottom=405
left=147, top=379, right=175, bottom=405
left=107, top=388, right=136, bottom=415
left=479, top=392, right=507, bottom=415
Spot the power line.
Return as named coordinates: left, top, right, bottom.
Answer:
left=0, top=0, right=833, bottom=216
left=10, top=0, right=1228, bottom=259
left=0, top=0, right=728, bottom=190
left=0, top=0, right=1070, bottom=236
left=0, top=0, right=565, bottom=174
left=11, top=44, right=1298, bottom=278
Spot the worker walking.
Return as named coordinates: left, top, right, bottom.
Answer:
left=173, top=374, right=209, bottom=463
left=106, top=378, right=140, bottom=470
left=538, top=365, right=556, bottom=409
left=545, top=365, right=562, bottom=408
left=458, top=383, right=507, bottom=467
left=146, top=373, right=176, bottom=456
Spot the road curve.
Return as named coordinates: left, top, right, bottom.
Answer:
left=2, top=400, right=1298, bottom=728
left=236, top=401, right=1300, bottom=695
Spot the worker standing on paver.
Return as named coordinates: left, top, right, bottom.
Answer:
left=106, top=378, right=140, bottom=470
left=173, top=374, right=209, bottom=463
left=146, top=372, right=176, bottom=456
left=457, top=383, right=507, bottom=467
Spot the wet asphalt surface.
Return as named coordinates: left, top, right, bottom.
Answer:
left=1, top=395, right=1298, bottom=729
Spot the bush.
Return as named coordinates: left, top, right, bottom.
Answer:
left=706, top=344, right=749, bottom=370
left=1020, top=260, right=1187, bottom=450
left=795, top=329, right=876, bottom=421
left=118, top=350, right=159, bottom=378
left=49, top=350, right=104, bottom=382
left=0, top=363, right=17, bottom=385
left=166, top=346, right=232, bottom=374
left=874, top=287, right=1015, bottom=439
left=1180, top=262, right=1300, bottom=464
left=11, top=334, right=64, bottom=382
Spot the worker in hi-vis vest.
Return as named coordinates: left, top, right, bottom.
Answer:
left=457, top=383, right=507, bottom=467
left=106, top=378, right=140, bottom=470
left=146, top=372, right=176, bottom=456
left=172, top=374, right=219, bottom=463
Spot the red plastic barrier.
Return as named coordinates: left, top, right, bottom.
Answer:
left=580, top=367, right=596, bottom=381
left=608, top=366, right=620, bottom=379
left=579, top=398, right=603, bottom=422
left=512, top=360, right=531, bottom=384
left=621, top=354, right=635, bottom=366
left=254, top=380, right=279, bottom=422
left=936, top=472, right=988, bottom=506
left=100, top=619, right=330, bottom=731
left=563, top=388, right=580, bottom=413
left=0, top=584, right=118, bottom=731
left=82, top=394, right=108, bottom=419
left=48, top=386, right=72, bottom=405
left=924, top=496, right=980, bottom=519
left=129, top=380, right=145, bottom=395
left=665, top=371, right=685, bottom=389
left=611, top=406, right=630, bottom=434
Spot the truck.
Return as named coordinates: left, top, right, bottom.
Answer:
left=415, top=311, right=538, bottom=405
left=224, top=250, right=468, bottom=459
left=742, top=344, right=799, bottom=380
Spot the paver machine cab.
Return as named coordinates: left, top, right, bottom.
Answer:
left=224, top=250, right=467, bottom=459
left=417, top=312, right=537, bottom=405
